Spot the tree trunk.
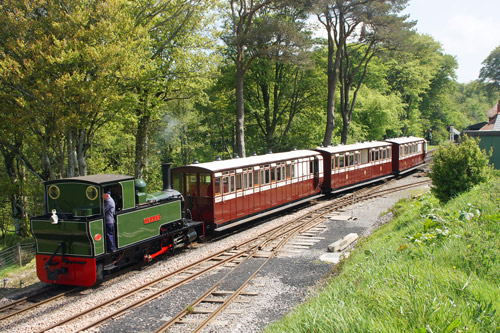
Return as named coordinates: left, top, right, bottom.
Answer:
left=235, top=52, right=246, bottom=158
left=0, top=146, right=28, bottom=236
left=77, top=128, right=88, bottom=176
left=67, top=130, right=77, bottom=177
left=322, top=30, right=341, bottom=147
left=340, top=111, right=351, bottom=144
left=135, top=112, right=150, bottom=179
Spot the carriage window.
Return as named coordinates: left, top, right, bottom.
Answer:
left=355, top=153, right=360, bottom=165
left=254, top=170, right=259, bottom=186
left=277, top=166, right=282, bottom=181
left=382, top=149, right=386, bottom=159
left=349, top=154, right=354, bottom=166
left=230, top=175, right=235, bottom=192
left=172, top=173, right=184, bottom=194
left=271, top=167, right=276, bottom=182
left=265, top=169, right=270, bottom=184
left=199, top=173, right=211, bottom=196
left=388, top=147, right=391, bottom=158
left=375, top=150, right=379, bottom=161
left=186, top=173, right=198, bottom=196
left=286, top=165, right=291, bottom=178
left=223, top=177, right=229, bottom=193
left=214, top=177, right=221, bottom=195
left=400, top=146, right=403, bottom=156
left=236, top=174, right=242, bottom=190
left=339, top=156, right=345, bottom=168
left=331, top=158, right=335, bottom=169
left=248, top=172, right=253, bottom=187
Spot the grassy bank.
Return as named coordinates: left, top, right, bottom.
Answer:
left=267, top=179, right=500, bottom=332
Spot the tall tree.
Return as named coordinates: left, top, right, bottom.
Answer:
left=223, top=0, right=309, bottom=157
left=0, top=0, right=149, bottom=180
left=131, top=0, right=216, bottom=179
left=243, top=7, right=315, bottom=152
left=316, top=0, right=411, bottom=145
left=479, top=45, right=500, bottom=94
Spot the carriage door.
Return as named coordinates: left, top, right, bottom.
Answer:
left=312, top=157, right=320, bottom=190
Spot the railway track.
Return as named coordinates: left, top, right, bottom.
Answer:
left=153, top=179, right=431, bottom=332
left=0, top=285, right=80, bottom=322
left=1, top=176, right=430, bottom=332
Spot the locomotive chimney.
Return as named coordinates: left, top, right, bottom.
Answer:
left=162, top=162, right=172, bottom=190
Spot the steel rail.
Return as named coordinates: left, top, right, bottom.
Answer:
left=0, top=286, right=81, bottom=322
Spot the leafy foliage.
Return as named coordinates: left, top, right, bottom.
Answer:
left=430, top=136, right=492, bottom=202
left=479, top=45, right=500, bottom=93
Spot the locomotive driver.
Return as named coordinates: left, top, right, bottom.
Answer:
left=103, top=190, right=116, bottom=253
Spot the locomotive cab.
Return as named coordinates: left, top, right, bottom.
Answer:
left=31, top=172, right=202, bottom=287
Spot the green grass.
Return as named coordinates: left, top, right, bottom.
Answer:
left=266, top=178, right=500, bottom=332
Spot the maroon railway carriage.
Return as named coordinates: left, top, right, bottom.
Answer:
left=385, top=137, right=427, bottom=174
left=315, top=141, right=394, bottom=192
left=171, top=150, right=324, bottom=233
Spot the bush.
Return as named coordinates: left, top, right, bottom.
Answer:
left=430, top=136, right=492, bottom=202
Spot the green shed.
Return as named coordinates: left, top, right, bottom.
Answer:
left=463, top=101, right=500, bottom=169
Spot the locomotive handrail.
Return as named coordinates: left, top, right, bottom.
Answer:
left=44, top=242, right=65, bottom=269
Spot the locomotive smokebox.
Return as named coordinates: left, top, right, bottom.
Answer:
left=162, top=162, right=173, bottom=191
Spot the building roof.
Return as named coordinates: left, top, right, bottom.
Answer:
left=487, top=105, right=499, bottom=119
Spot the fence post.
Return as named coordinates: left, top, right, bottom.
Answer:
left=17, top=243, right=21, bottom=267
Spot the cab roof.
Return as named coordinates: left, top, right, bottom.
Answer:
left=45, top=174, right=134, bottom=186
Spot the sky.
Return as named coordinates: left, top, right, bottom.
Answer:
left=404, top=0, right=500, bottom=83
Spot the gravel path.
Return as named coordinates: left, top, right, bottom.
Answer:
left=0, top=173, right=429, bottom=332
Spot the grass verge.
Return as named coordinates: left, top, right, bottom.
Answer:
left=266, top=178, right=500, bottom=332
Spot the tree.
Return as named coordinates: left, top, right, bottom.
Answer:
left=130, top=0, right=217, bottom=179
left=223, top=0, right=311, bottom=157
left=386, top=33, right=449, bottom=137
left=430, top=136, right=491, bottom=202
left=479, top=45, right=500, bottom=93
left=0, top=0, right=149, bottom=180
left=316, top=0, right=412, bottom=145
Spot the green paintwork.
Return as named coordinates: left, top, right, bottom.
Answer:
left=463, top=132, right=500, bottom=169
left=89, top=219, right=105, bottom=256
left=31, top=219, right=93, bottom=256
left=120, top=180, right=135, bottom=210
left=116, top=200, right=181, bottom=248
left=478, top=135, right=500, bottom=169
left=47, top=182, right=101, bottom=217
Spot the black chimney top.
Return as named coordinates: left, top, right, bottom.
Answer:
left=161, top=163, right=172, bottom=191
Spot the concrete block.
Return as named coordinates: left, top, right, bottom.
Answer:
left=327, top=233, right=358, bottom=252
left=319, top=252, right=350, bottom=264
